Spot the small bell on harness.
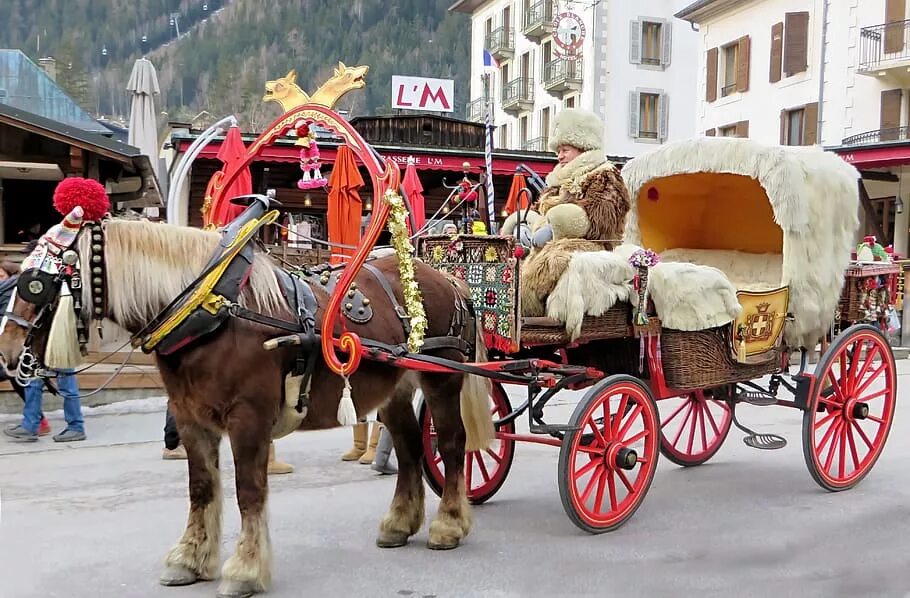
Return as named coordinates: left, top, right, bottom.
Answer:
left=337, top=375, right=358, bottom=426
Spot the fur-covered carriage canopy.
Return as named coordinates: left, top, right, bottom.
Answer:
left=620, top=136, right=862, bottom=349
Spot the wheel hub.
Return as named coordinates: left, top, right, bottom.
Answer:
left=605, top=443, right=637, bottom=470
left=844, top=397, right=869, bottom=421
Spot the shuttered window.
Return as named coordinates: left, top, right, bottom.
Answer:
left=885, top=0, right=906, bottom=54
left=718, top=36, right=750, bottom=97
left=881, top=88, right=903, bottom=141
left=706, top=128, right=716, bottom=136
left=630, top=90, right=669, bottom=141
left=735, top=120, right=749, bottom=138
left=783, top=12, right=809, bottom=76
left=706, top=47, right=718, bottom=102
left=736, top=36, right=750, bottom=92
left=630, top=19, right=672, bottom=67
left=803, top=102, right=818, bottom=144
left=770, top=21, right=783, bottom=82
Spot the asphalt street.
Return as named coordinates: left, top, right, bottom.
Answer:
left=2, top=363, right=910, bottom=598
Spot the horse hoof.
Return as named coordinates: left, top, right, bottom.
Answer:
left=427, top=538, right=460, bottom=550
left=376, top=530, right=410, bottom=548
left=159, top=564, right=198, bottom=586
left=216, top=579, right=258, bottom=598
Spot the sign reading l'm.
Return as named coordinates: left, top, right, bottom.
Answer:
left=391, top=75, right=455, bottom=112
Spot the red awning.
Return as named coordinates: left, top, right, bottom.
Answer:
left=174, top=139, right=556, bottom=177
left=834, top=144, right=910, bottom=169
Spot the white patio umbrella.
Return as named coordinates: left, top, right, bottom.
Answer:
left=126, top=57, right=161, bottom=180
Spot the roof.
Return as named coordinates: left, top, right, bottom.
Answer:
left=0, top=102, right=162, bottom=207
left=674, top=0, right=746, bottom=22
left=448, top=0, right=492, bottom=14
left=0, top=50, right=110, bottom=134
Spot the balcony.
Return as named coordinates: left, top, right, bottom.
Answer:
left=543, top=58, right=583, bottom=95
left=465, top=98, right=486, bottom=123
left=485, top=26, right=514, bottom=61
left=522, top=0, right=555, bottom=41
left=502, top=77, right=534, bottom=114
left=842, top=126, right=910, bottom=146
left=859, top=19, right=910, bottom=81
left=521, top=136, right=548, bottom=152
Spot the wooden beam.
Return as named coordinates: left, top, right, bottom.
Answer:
left=860, top=170, right=900, bottom=182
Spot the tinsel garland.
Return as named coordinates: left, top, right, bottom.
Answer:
left=385, top=190, right=428, bottom=352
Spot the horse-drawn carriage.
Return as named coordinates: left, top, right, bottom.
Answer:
left=0, top=68, right=896, bottom=596
left=415, top=136, right=896, bottom=532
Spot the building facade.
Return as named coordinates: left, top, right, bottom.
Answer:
left=451, top=0, right=699, bottom=157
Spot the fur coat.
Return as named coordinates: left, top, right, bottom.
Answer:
left=520, top=151, right=632, bottom=316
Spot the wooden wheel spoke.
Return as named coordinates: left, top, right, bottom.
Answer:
left=686, top=401, right=699, bottom=454
left=592, top=469, right=608, bottom=516
left=845, top=422, right=860, bottom=473
left=623, top=428, right=650, bottom=446
left=703, top=401, right=724, bottom=438
left=433, top=454, right=443, bottom=466
left=825, top=370, right=848, bottom=406
left=823, top=420, right=843, bottom=472
left=616, top=468, right=635, bottom=493
left=661, top=397, right=691, bottom=428
left=851, top=420, right=874, bottom=451
left=574, top=456, right=601, bottom=479
left=607, top=469, right=619, bottom=513
left=611, top=395, right=629, bottom=439
left=475, top=451, right=492, bottom=482
left=484, top=448, right=503, bottom=464
left=866, top=413, right=886, bottom=424
left=815, top=415, right=841, bottom=457
left=616, top=404, right=643, bottom=441
left=857, top=388, right=889, bottom=403
left=845, top=341, right=863, bottom=393
left=580, top=463, right=604, bottom=503
left=465, top=453, right=474, bottom=489
left=814, top=409, right=839, bottom=430
left=585, top=415, right=607, bottom=447
left=853, top=362, right=887, bottom=399
left=670, top=404, right=693, bottom=448
left=576, top=445, right=606, bottom=455
left=838, top=424, right=847, bottom=479
left=852, top=343, right=879, bottom=393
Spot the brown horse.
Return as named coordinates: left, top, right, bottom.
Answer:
left=0, top=215, right=495, bottom=598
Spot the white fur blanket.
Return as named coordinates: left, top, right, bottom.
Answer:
left=545, top=244, right=742, bottom=339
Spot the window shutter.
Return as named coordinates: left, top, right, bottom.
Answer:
left=661, top=21, right=672, bottom=66
left=658, top=93, right=669, bottom=141
left=706, top=128, right=716, bottom=136
left=885, top=0, right=906, bottom=54
left=735, top=120, right=749, bottom=138
left=881, top=89, right=902, bottom=141
left=780, top=109, right=788, bottom=144
left=706, top=47, right=718, bottom=102
left=803, top=102, right=819, bottom=145
left=736, top=36, right=750, bottom=92
left=783, top=12, right=809, bottom=76
left=629, top=90, right=641, bottom=137
left=770, top=22, right=783, bottom=83
left=630, top=20, right=642, bottom=64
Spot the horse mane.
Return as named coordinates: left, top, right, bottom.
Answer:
left=78, top=219, right=287, bottom=329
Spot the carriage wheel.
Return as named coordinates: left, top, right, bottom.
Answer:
left=420, top=382, right=515, bottom=505
left=802, top=324, right=897, bottom=492
left=658, top=389, right=732, bottom=466
left=558, top=375, right=660, bottom=534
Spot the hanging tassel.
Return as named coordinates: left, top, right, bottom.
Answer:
left=736, top=324, right=747, bottom=363
left=336, top=375, right=358, bottom=426
left=45, top=281, right=83, bottom=370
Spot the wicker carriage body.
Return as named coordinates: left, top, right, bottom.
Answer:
left=838, top=262, right=901, bottom=330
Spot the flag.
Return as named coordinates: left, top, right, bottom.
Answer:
left=482, top=49, right=499, bottom=73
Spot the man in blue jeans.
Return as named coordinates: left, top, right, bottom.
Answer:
left=3, top=369, right=86, bottom=442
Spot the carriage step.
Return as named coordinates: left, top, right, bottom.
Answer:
left=737, top=390, right=777, bottom=407
left=742, top=433, right=787, bottom=450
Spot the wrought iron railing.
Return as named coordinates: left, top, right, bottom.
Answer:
left=543, top=57, right=583, bottom=86
left=465, top=98, right=486, bottom=122
left=502, top=77, right=534, bottom=105
left=842, top=126, right=910, bottom=146
left=522, top=136, right=548, bottom=152
left=522, top=0, right=555, bottom=33
left=485, top=26, right=514, bottom=56
left=860, top=19, right=910, bottom=71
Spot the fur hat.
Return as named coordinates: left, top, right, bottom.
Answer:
left=548, top=109, right=604, bottom=153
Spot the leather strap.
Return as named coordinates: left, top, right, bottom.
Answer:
left=362, top=262, right=412, bottom=335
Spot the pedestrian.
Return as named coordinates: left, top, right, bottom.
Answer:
left=4, top=368, right=85, bottom=443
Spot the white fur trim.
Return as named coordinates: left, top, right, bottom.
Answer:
left=545, top=251, right=634, bottom=340
left=649, top=262, right=742, bottom=331
left=545, top=151, right=612, bottom=190
left=660, top=248, right=782, bottom=291
left=621, top=137, right=861, bottom=348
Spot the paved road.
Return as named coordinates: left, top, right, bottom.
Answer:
left=2, top=363, right=910, bottom=598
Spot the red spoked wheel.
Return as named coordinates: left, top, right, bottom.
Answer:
left=419, top=382, right=515, bottom=505
left=658, top=389, right=733, bottom=466
left=802, top=324, right=897, bottom=491
left=558, top=375, right=660, bottom=534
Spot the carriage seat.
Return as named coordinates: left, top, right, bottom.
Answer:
left=659, top=248, right=783, bottom=292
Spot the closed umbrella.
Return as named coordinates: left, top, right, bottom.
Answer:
left=503, top=173, right=529, bottom=216
left=206, top=125, right=251, bottom=228
left=327, top=144, right=364, bottom=264
left=402, top=156, right=425, bottom=234
left=126, top=57, right=161, bottom=180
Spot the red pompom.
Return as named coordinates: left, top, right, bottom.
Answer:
left=53, top=177, right=111, bottom=221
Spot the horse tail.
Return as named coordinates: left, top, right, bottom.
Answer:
left=459, top=297, right=496, bottom=453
